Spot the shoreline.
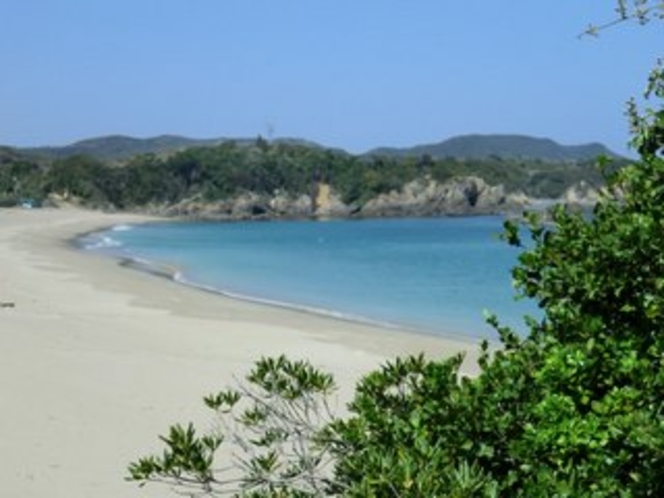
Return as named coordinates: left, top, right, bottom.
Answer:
left=0, top=206, right=481, bottom=498
left=87, top=226, right=483, bottom=346
left=81, top=217, right=506, bottom=343
left=72, top=213, right=485, bottom=354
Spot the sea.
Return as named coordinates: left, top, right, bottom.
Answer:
left=78, top=216, right=539, bottom=340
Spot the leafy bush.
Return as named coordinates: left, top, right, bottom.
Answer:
left=128, top=355, right=340, bottom=496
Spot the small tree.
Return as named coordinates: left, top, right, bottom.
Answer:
left=128, top=356, right=341, bottom=496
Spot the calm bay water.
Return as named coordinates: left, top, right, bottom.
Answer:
left=81, top=217, right=538, bottom=339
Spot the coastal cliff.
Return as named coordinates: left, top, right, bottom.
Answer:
left=360, top=177, right=525, bottom=217
left=147, top=177, right=542, bottom=221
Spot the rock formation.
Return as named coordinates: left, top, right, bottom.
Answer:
left=361, top=177, right=524, bottom=217
left=148, top=176, right=530, bottom=221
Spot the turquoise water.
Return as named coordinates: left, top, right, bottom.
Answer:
left=80, top=217, right=539, bottom=339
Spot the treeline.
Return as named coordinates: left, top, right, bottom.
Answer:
left=0, top=138, right=614, bottom=210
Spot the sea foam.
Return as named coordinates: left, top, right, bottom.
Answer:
left=79, top=233, right=123, bottom=250
left=110, top=224, right=134, bottom=232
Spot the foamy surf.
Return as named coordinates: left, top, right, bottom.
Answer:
left=77, top=232, right=123, bottom=250
left=110, top=224, right=135, bottom=232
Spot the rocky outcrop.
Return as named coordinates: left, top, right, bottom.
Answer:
left=562, top=181, right=602, bottom=207
left=269, top=191, right=312, bottom=218
left=157, top=191, right=315, bottom=220
left=361, top=177, right=525, bottom=217
left=313, top=183, right=356, bottom=218
left=147, top=177, right=529, bottom=221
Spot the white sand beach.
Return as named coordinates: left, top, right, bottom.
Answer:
left=0, top=206, right=480, bottom=498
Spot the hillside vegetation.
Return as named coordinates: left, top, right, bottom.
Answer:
left=19, top=134, right=327, bottom=163
left=368, top=134, right=618, bottom=162
left=19, top=133, right=617, bottom=164
left=0, top=135, right=618, bottom=216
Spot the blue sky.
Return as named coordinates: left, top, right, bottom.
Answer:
left=0, top=1, right=660, bottom=155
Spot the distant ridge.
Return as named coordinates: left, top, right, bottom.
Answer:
left=13, top=133, right=619, bottom=163
left=20, top=135, right=325, bottom=162
left=21, top=135, right=232, bottom=162
left=366, top=134, right=619, bottom=162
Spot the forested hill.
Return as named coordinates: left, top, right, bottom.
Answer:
left=367, top=134, right=618, bottom=161
left=23, top=135, right=227, bottom=162
left=16, top=133, right=618, bottom=164
left=1, top=136, right=625, bottom=218
left=20, top=135, right=327, bottom=163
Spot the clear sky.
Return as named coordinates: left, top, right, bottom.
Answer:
left=0, top=1, right=660, bottom=155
